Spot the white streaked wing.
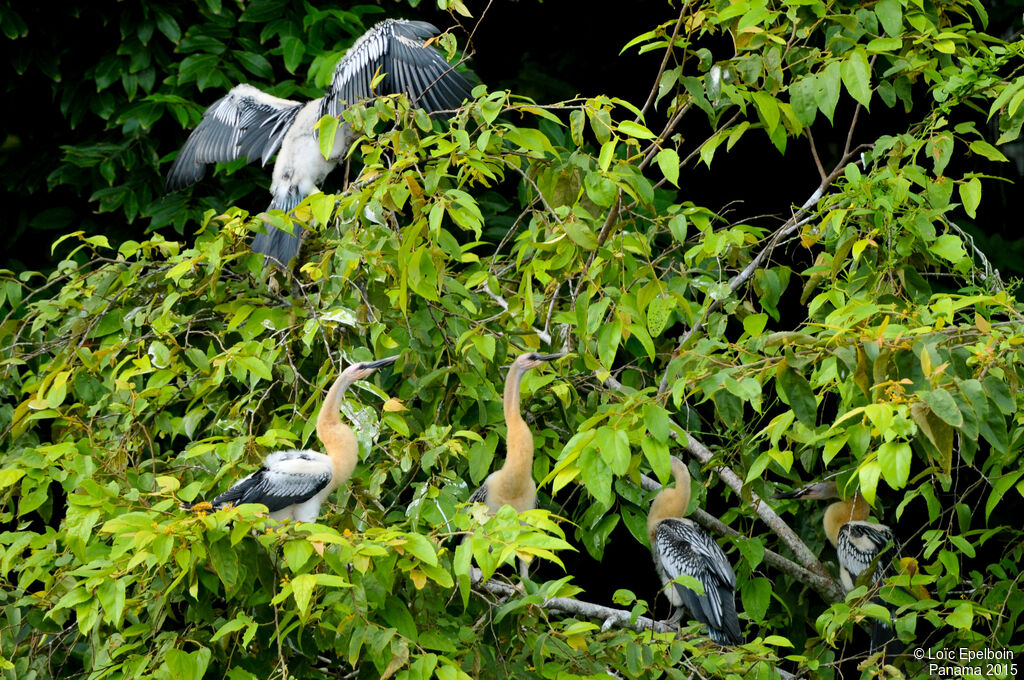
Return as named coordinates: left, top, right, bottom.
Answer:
left=209, top=450, right=332, bottom=513
left=837, top=520, right=894, bottom=583
left=165, top=84, right=302, bottom=192
left=655, top=518, right=741, bottom=643
left=319, top=19, right=470, bottom=121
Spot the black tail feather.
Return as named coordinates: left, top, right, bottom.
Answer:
left=252, top=224, right=304, bottom=268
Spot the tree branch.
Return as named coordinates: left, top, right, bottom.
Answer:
left=638, top=8, right=689, bottom=118
left=472, top=569, right=674, bottom=633
left=472, top=571, right=796, bottom=678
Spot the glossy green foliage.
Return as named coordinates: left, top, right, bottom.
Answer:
left=3, top=0, right=1024, bottom=678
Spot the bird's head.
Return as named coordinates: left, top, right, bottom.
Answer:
left=773, top=480, right=840, bottom=501
left=342, top=354, right=400, bottom=383
left=513, top=351, right=566, bottom=372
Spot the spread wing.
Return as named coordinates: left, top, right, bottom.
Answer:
left=319, top=19, right=472, bottom=121
left=209, top=450, right=332, bottom=513
left=165, top=84, right=303, bottom=192
left=655, top=518, right=742, bottom=644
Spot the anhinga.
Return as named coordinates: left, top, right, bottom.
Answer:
left=468, top=352, right=565, bottom=515
left=647, top=456, right=742, bottom=645
left=774, top=480, right=898, bottom=650
left=186, top=355, right=398, bottom=521
left=165, top=19, right=472, bottom=267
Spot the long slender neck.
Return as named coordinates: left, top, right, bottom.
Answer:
left=500, top=364, right=533, bottom=489
left=822, top=493, right=869, bottom=546
left=317, top=372, right=359, bottom=486
left=647, top=457, right=692, bottom=544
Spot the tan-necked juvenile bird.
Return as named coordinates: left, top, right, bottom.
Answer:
left=185, top=355, right=398, bottom=521
left=647, top=456, right=742, bottom=644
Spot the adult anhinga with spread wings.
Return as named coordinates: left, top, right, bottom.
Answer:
left=647, top=456, right=742, bottom=645
left=165, top=19, right=472, bottom=267
left=185, top=355, right=398, bottom=521
left=774, top=480, right=898, bottom=650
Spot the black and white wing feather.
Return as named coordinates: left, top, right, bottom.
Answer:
left=320, top=19, right=472, bottom=121
left=837, top=520, right=900, bottom=652
left=209, top=450, right=332, bottom=513
left=467, top=482, right=489, bottom=505
left=836, top=520, right=895, bottom=589
left=166, top=84, right=303, bottom=192
left=655, top=518, right=742, bottom=644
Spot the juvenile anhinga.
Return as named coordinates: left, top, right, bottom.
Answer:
left=165, top=19, right=472, bottom=267
left=468, top=352, right=565, bottom=515
left=647, top=457, right=742, bottom=645
left=186, top=355, right=398, bottom=521
left=774, top=480, right=898, bottom=650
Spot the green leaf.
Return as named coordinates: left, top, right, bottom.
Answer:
left=643, top=403, right=671, bottom=442
left=858, top=460, right=882, bottom=505
left=928, top=234, right=966, bottom=263
left=402, top=532, right=438, bottom=567
left=741, top=577, right=771, bottom=622
left=875, top=0, right=903, bottom=36
left=646, top=294, right=673, bottom=337
left=598, top=140, right=617, bottom=171
left=920, top=389, right=963, bottom=427
left=282, top=35, right=305, bottom=73
left=839, top=50, right=872, bottom=108
left=597, top=317, right=622, bottom=368
left=0, top=468, right=26, bottom=489
left=927, top=132, right=954, bottom=175
left=165, top=648, right=211, bottom=680
left=751, top=92, right=780, bottom=133
left=283, top=539, right=314, bottom=573
left=291, top=574, right=316, bottom=619
left=562, top=216, right=599, bottom=250
left=814, top=61, right=842, bottom=123
left=641, top=438, right=671, bottom=484
left=877, top=441, right=911, bottom=490
left=506, top=126, right=555, bottom=155
left=789, top=75, right=817, bottom=126
left=866, top=37, right=903, bottom=52
left=958, top=177, right=982, bottom=218
left=655, top=148, right=680, bottom=186
left=946, top=602, right=973, bottom=629
left=318, top=115, right=340, bottom=160
left=969, top=139, right=1008, bottom=162
left=618, top=120, right=657, bottom=140
left=776, top=364, right=817, bottom=427
left=985, top=469, right=1024, bottom=522
left=209, top=539, right=239, bottom=591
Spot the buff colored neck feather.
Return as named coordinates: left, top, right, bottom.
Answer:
left=316, top=371, right=360, bottom=489
left=823, top=492, right=869, bottom=546
left=497, top=363, right=534, bottom=496
left=647, top=457, right=692, bottom=545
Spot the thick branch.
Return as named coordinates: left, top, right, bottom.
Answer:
left=472, top=570, right=673, bottom=633
left=473, top=572, right=796, bottom=678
